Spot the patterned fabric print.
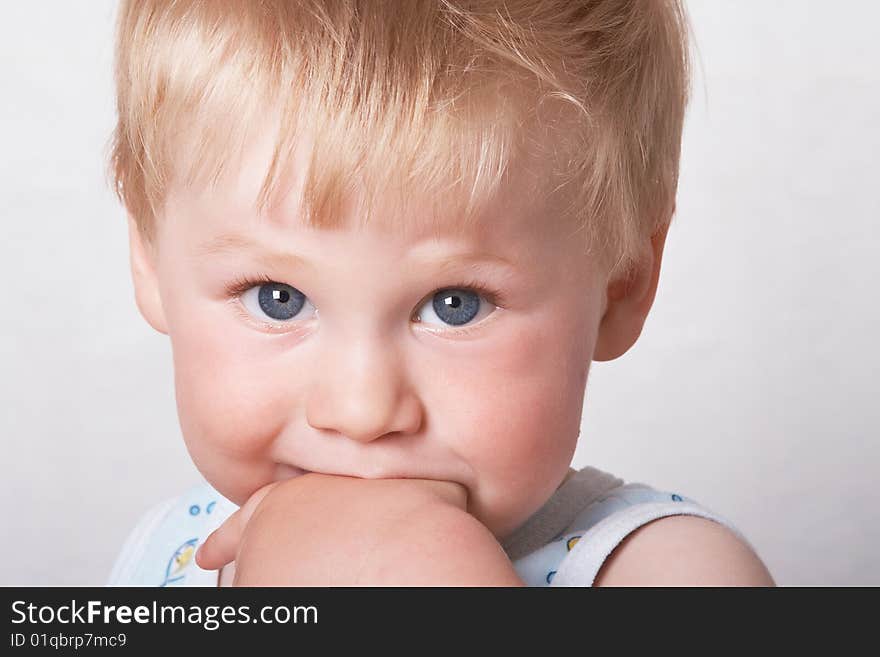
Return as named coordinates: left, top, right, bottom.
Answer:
left=108, top=482, right=237, bottom=587
left=154, top=495, right=227, bottom=587
left=156, top=487, right=236, bottom=587
left=510, top=483, right=693, bottom=586
left=512, top=531, right=587, bottom=586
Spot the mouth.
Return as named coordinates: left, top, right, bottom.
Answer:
left=274, top=463, right=310, bottom=480
left=273, top=463, right=467, bottom=494
left=271, top=462, right=470, bottom=512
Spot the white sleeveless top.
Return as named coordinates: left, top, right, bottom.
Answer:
left=107, top=466, right=750, bottom=587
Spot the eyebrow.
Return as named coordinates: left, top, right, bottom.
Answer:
left=196, top=233, right=312, bottom=270
left=195, top=232, right=516, bottom=272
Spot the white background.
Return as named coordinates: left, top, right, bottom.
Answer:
left=1, top=1, right=877, bottom=585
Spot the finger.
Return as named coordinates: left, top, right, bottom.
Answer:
left=195, top=481, right=282, bottom=571
left=195, top=509, right=244, bottom=571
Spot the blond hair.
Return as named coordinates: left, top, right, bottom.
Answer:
left=107, top=0, right=691, bottom=279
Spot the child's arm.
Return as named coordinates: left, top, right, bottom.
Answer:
left=198, top=473, right=524, bottom=586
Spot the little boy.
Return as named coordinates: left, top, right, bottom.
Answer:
left=107, top=0, right=774, bottom=586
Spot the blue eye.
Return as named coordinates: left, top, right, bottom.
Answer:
left=238, top=281, right=316, bottom=323
left=257, top=282, right=305, bottom=320
left=415, top=288, right=496, bottom=328
left=433, top=289, right=479, bottom=326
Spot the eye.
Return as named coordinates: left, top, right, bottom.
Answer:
left=414, top=287, right=497, bottom=328
left=239, top=281, right=317, bottom=324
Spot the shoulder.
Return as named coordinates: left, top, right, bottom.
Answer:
left=541, top=479, right=775, bottom=587
left=593, top=514, right=775, bottom=586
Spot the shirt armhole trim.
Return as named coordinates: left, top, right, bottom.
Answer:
left=549, top=501, right=753, bottom=587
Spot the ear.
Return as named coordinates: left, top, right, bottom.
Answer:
left=593, top=218, right=671, bottom=362
left=127, top=214, right=169, bottom=335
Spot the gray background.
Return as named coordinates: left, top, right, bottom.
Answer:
left=1, top=1, right=877, bottom=585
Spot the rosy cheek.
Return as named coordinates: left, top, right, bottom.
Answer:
left=171, top=321, right=291, bottom=485
left=455, top=327, right=575, bottom=463
left=451, top=314, right=588, bottom=528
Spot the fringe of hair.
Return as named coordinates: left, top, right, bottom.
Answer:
left=105, top=0, right=691, bottom=279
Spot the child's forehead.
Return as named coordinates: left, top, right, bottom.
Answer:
left=168, top=91, right=576, bottom=240
left=162, top=89, right=598, bottom=277
left=182, top=183, right=546, bottom=266
left=172, top=180, right=582, bottom=297
left=174, top=132, right=562, bottom=255
left=169, top=130, right=599, bottom=295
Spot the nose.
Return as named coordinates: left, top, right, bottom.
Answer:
left=305, top=334, right=423, bottom=444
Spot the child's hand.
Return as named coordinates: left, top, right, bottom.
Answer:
left=194, top=473, right=466, bottom=572
left=202, top=472, right=523, bottom=586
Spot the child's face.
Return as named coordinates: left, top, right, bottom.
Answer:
left=132, top=128, right=617, bottom=540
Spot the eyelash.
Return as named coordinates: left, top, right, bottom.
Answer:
left=223, top=273, right=507, bottom=331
